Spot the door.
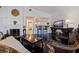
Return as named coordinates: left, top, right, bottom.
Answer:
left=25, top=16, right=34, bottom=42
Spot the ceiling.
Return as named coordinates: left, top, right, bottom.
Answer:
left=30, top=6, right=79, bottom=16
left=30, top=7, right=79, bottom=21
left=30, top=6, right=79, bottom=28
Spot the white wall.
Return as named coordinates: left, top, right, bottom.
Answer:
left=0, top=6, right=51, bottom=35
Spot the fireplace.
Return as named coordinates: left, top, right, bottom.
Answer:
left=10, top=29, right=20, bottom=36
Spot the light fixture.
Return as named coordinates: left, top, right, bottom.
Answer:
left=65, top=19, right=71, bottom=28
left=65, top=19, right=71, bottom=23
left=0, top=6, right=2, bottom=8
left=29, top=9, right=32, bottom=11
